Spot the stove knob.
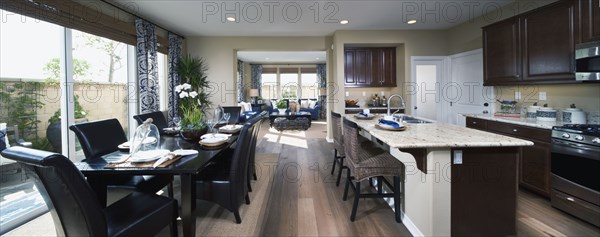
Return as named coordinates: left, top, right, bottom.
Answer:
left=575, top=135, right=584, bottom=141
left=593, top=138, right=600, bottom=144
left=562, top=133, right=570, bottom=138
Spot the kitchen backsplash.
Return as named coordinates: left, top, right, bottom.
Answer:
left=494, top=84, right=600, bottom=124
left=344, top=88, right=402, bottom=107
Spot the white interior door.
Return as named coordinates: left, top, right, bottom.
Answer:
left=411, top=57, right=444, bottom=121
left=446, top=49, right=494, bottom=126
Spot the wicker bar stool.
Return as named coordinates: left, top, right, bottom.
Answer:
left=342, top=119, right=404, bottom=223
left=330, top=112, right=348, bottom=186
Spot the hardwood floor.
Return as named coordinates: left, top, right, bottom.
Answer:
left=257, top=122, right=412, bottom=236
left=5, top=120, right=600, bottom=236
left=254, top=121, right=600, bottom=237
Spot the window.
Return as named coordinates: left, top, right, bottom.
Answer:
left=301, top=73, right=318, bottom=98
left=280, top=73, right=298, bottom=99
left=0, top=9, right=169, bottom=234
left=261, top=73, right=277, bottom=99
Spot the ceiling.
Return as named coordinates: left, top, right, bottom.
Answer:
left=111, top=0, right=515, bottom=63
left=112, top=0, right=514, bottom=37
left=237, top=51, right=326, bottom=64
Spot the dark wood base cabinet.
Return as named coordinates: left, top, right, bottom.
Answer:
left=466, top=117, right=552, bottom=198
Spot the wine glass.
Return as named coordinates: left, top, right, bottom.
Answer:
left=172, top=116, right=181, bottom=129
left=222, top=113, right=231, bottom=125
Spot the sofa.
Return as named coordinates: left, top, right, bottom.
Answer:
left=266, top=99, right=320, bottom=120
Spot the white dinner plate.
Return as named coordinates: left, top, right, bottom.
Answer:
left=200, top=133, right=231, bottom=140
left=219, top=124, right=243, bottom=131
left=199, top=137, right=228, bottom=147
left=129, top=149, right=170, bottom=163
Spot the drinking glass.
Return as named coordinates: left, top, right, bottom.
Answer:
left=222, top=113, right=231, bottom=125
left=172, top=116, right=181, bottom=129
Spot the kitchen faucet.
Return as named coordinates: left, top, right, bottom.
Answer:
left=387, top=94, right=406, bottom=116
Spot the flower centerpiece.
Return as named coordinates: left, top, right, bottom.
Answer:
left=176, top=55, right=212, bottom=141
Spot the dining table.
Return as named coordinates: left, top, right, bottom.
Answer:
left=75, top=134, right=238, bottom=237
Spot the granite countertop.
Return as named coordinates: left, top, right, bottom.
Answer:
left=345, top=106, right=404, bottom=110
left=462, top=114, right=564, bottom=130
left=345, top=114, right=533, bottom=149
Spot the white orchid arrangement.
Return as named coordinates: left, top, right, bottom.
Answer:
left=175, top=83, right=205, bottom=129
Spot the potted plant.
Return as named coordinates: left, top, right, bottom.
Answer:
left=175, top=54, right=211, bottom=141
left=276, top=100, right=287, bottom=114
left=46, top=95, right=87, bottom=152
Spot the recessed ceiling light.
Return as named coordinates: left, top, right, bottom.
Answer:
left=407, top=19, right=417, bottom=24
left=316, top=57, right=320, bottom=60
left=226, top=17, right=236, bottom=22
left=340, top=20, right=349, bottom=25
left=265, top=57, right=270, bottom=60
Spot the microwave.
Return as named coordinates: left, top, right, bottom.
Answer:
left=575, top=41, right=600, bottom=81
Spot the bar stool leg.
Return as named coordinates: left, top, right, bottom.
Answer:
left=350, top=180, right=361, bottom=222
left=394, top=176, right=402, bottom=223
left=343, top=170, right=351, bottom=201
left=377, top=176, right=383, bottom=194
left=335, top=157, right=345, bottom=186
left=331, top=149, right=338, bottom=175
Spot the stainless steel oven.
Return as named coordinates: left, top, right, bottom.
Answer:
left=551, top=124, right=600, bottom=227
left=575, top=41, right=600, bottom=81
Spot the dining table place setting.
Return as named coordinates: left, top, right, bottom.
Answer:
left=218, top=124, right=243, bottom=134
left=198, top=132, right=233, bottom=149
left=103, top=148, right=203, bottom=169
left=354, top=109, right=377, bottom=120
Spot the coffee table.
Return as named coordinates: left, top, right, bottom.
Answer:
left=269, top=111, right=312, bottom=131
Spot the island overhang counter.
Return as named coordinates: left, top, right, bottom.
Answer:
left=344, top=114, right=533, bottom=237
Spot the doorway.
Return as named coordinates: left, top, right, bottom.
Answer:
left=410, top=57, right=445, bottom=121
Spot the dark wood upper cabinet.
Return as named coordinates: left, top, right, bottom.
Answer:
left=521, top=0, right=576, bottom=82
left=483, top=18, right=521, bottom=85
left=578, top=0, right=600, bottom=43
left=344, top=47, right=396, bottom=87
left=483, top=0, right=577, bottom=85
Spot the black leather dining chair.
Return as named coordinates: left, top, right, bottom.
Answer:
left=0, top=146, right=178, bottom=237
left=195, top=121, right=255, bottom=223
left=221, top=106, right=242, bottom=124
left=133, top=111, right=169, bottom=132
left=246, top=111, right=267, bottom=191
left=69, top=118, right=174, bottom=205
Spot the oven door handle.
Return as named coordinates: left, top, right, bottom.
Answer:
left=552, top=143, right=600, bottom=162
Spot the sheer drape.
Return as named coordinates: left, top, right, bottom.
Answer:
left=136, top=19, right=159, bottom=113
left=167, top=32, right=183, bottom=126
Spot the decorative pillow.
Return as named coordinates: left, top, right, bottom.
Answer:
left=300, top=100, right=310, bottom=109
left=308, top=100, right=317, bottom=109
left=237, top=102, right=252, bottom=113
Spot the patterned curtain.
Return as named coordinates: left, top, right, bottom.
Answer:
left=167, top=32, right=183, bottom=126
left=316, top=63, right=327, bottom=119
left=237, top=60, right=245, bottom=102
left=251, top=64, right=262, bottom=97
left=316, top=64, right=326, bottom=88
left=135, top=19, right=159, bottom=113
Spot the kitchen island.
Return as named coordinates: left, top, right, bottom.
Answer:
left=344, top=114, right=533, bottom=237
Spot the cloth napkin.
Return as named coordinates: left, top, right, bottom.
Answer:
left=379, top=119, right=402, bottom=128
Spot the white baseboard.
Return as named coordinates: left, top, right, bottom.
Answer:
left=401, top=212, right=425, bottom=237
left=325, top=137, right=333, bottom=143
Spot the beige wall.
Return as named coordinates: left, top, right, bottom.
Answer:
left=446, top=0, right=559, bottom=54
left=185, top=37, right=327, bottom=106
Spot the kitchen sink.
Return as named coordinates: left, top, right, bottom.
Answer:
left=393, top=115, right=432, bottom=124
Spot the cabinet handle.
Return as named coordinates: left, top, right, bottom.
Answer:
left=513, top=129, right=518, bottom=132
left=515, top=74, right=520, bottom=78
left=472, top=122, right=477, bottom=124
